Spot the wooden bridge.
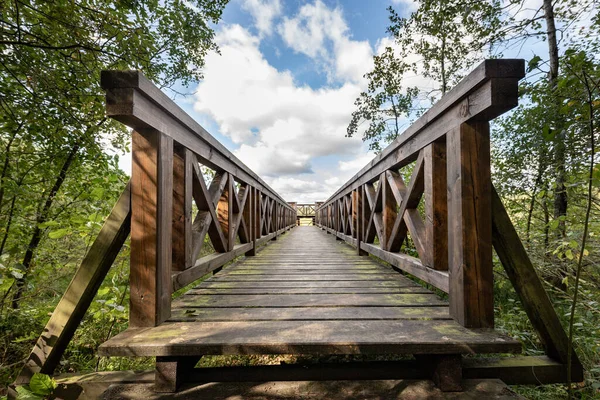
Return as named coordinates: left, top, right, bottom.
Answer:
left=13, top=59, right=583, bottom=397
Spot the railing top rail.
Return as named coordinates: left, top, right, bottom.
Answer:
left=317, top=59, right=525, bottom=209
left=101, top=70, right=293, bottom=211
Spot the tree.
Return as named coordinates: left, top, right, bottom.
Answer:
left=388, top=0, right=504, bottom=98
left=348, top=0, right=504, bottom=151
left=346, top=47, right=418, bottom=152
left=0, top=0, right=228, bottom=309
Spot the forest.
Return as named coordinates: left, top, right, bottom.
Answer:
left=0, top=0, right=599, bottom=399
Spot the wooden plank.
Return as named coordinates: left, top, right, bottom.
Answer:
left=360, top=243, right=449, bottom=292
left=186, top=287, right=432, bottom=295
left=424, top=140, right=448, bottom=270
left=130, top=130, right=172, bottom=327
left=388, top=152, right=425, bottom=254
left=190, top=165, right=227, bottom=255
left=98, top=319, right=521, bottom=357
left=464, top=355, right=584, bottom=384
left=491, top=187, right=579, bottom=366
left=218, top=173, right=233, bottom=251
left=172, top=150, right=193, bottom=271
left=172, top=243, right=253, bottom=291
left=174, top=293, right=445, bottom=308
left=198, top=280, right=417, bottom=289
left=222, top=269, right=398, bottom=275
left=169, top=306, right=451, bottom=321
left=155, top=356, right=199, bottom=393
left=210, top=274, right=412, bottom=282
left=15, top=184, right=131, bottom=384
left=447, top=122, right=493, bottom=328
left=382, top=172, right=397, bottom=251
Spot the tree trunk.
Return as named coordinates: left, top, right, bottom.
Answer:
left=543, top=0, right=568, bottom=237
left=11, top=142, right=80, bottom=309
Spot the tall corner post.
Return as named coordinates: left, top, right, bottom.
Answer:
left=447, top=122, right=494, bottom=328
left=130, top=129, right=173, bottom=327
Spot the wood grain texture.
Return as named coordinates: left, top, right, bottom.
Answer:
left=491, top=187, right=580, bottom=366
left=447, top=122, right=493, bottom=328
left=424, top=140, right=448, bottom=270
left=101, top=227, right=518, bottom=359
left=130, top=130, right=172, bottom=327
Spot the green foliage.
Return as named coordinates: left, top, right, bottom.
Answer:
left=346, top=47, right=418, bottom=152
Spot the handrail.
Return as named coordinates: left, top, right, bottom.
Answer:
left=315, top=59, right=525, bottom=329
left=101, top=71, right=291, bottom=208
left=101, top=70, right=297, bottom=327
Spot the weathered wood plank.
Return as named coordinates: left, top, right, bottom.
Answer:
left=98, top=319, right=521, bottom=357
left=210, top=274, right=412, bottom=282
left=171, top=151, right=192, bottom=271
left=424, top=140, right=448, bottom=270
left=198, top=280, right=417, bottom=289
left=447, top=122, right=493, bottom=328
left=130, top=130, right=172, bottom=327
left=491, top=187, right=579, bottom=366
left=168, top=306, right=451, bottom=321
left=360, top=242, right=449, bottom=293
left=186, top=287, right=432, bottom=295
left=15, top=184, right=131, bottom=384
left=172, top=243, right=253, bottom=291
left=174, top=293, right=445, bottom=308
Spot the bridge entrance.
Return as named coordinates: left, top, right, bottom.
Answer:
left=12, top=60, right=582, bottom=397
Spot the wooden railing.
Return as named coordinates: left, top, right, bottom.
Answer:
left=101, top=71, right=296, bottom=327
left=316, top=59, right=525, bottom=329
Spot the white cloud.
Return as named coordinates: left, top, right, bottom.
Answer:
left=277, top=0, right=373, bottom=84
left=193, top=24, right=365, bottom=179
left=240, top=0, right=282, bottom=37
left=390, top=0, right=418, bottom=13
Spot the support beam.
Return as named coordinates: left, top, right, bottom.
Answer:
left=14, top=184, right=131, bottom=385
left=155, top=356, right=200, bottom=393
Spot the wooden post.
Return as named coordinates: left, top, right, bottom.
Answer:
left=382, top=171, right=397, bottom=251
left=355, top=188, right=367, bottom=256
left=447, top=122, right=493, bottom=328
left=130, top=130, right=173, bottom=327
left=216, top=173, right=232, bottom=252
left=271, top=201, right=278, bottom=240
left=245, top=186, right=256, bottom=256
left=14, top=184, right=131, bottom=385
left=172, top=150, right=193, bottom=271
left=155, top=356, right=199, bottom=392
left=424, top=140, right=448, bottom=271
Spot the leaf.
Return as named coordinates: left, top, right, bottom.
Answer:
left=527, top=55, right=541, bottom=72
left=48, top=229, right=70, bottom=239
left=565, top=249, right=574, bottom=260
left=29, top=373, right=57, bottom=396
left=15, top=386, right=43, bottom=400
left=10, top=270, right=23, bottom=280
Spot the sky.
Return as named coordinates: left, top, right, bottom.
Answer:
left=118, top=0, right=422, bottom=203
left=115, top=0, right=577, bottom=203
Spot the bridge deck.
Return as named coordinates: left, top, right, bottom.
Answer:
left=99, top=227, right=520, bottom=357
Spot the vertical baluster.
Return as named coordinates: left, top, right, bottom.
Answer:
left=172, top=149, right=193, bottom=271
left=424, top=140, right=448, bottom=271
left=382, top=171, right=397, bottom=251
